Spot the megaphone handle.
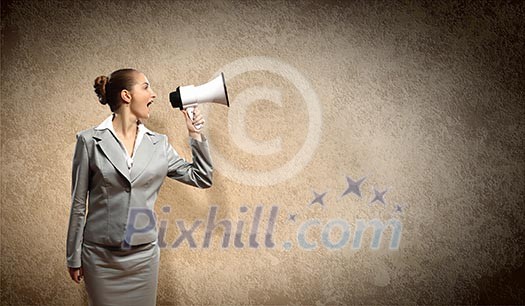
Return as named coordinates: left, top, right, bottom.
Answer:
left=186, top=106, right=202, bottom=130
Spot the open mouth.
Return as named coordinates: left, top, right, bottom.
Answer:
left=147, top=101, right=153, bottom=107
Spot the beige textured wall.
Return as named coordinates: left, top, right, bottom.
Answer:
left=1, top=0, right=524, bottom=304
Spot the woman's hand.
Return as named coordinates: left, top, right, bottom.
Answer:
left=182, top=105, right=204, bottom=141
left=68, top=266, right=84, bottom=284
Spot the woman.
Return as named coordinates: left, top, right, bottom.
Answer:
left=66, top=68, right=213, bottom=306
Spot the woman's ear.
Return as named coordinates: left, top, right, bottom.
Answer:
left=120, top=89, right=132, bottom=104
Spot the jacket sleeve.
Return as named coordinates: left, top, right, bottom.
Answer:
left=165, top=134, right=213, bottom=188
left=66, top=133, right=89, bottom=268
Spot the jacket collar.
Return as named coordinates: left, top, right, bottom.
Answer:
left=92, top=114, right=160, bottom=183
left=94, top=113, right=156, bottom=136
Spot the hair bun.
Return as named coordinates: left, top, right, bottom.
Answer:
left=93, top=75, right=109, bottom=105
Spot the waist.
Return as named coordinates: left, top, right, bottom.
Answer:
left=83, top=239, right=157, bottom=251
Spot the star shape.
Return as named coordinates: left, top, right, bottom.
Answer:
left=309, top=191, right=327, bottom=207
left=288, top=214, right=297, bottom=222
left=394, top=204, right=403, bottom=213
left=341, top=176, right=366, bottom=198
left=370, top=187, right=388, bottom=205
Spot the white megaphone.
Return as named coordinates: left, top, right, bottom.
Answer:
left=170, top=72, right=230, bottom=129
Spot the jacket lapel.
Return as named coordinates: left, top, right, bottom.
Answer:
left=93, top=129, right=131, bottom=183
left=130, top=132, right=160, bottom=183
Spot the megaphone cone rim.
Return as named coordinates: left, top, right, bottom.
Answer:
left=221, top=72, right=230, bottom=107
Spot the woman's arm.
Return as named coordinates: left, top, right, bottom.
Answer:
left=165, top=106, right=213, bottom=188
left=165, top=135, right=213, bottom=188
left=66, top=133, right=89, bottom=270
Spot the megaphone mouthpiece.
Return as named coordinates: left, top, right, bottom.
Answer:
left=169, top=87, right=183, bottom=110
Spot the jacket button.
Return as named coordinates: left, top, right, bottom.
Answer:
left=125, top=187, right=131, bottom=193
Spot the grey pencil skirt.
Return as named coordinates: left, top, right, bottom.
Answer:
left=81, top=239, right=160, bottom=306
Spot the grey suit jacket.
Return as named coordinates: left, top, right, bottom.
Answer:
left=66, top=127, right=213, bottom=268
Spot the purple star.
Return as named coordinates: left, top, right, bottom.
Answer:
left=394, top=204, right=403, bottom=213
left=370, top=187, right=388, bottom=205
left=288, top=214, right=297, bottom=222
left=310, top=191, right=327, bottom=207
left=342, top=176, right=366, bottom=198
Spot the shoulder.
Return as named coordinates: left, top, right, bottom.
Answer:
left=75, top=128, right=96, bottom=142
left=142, top=126, right=168, bottom=145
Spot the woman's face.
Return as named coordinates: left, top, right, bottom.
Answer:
left=129, top=72, right=156, bottom=120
